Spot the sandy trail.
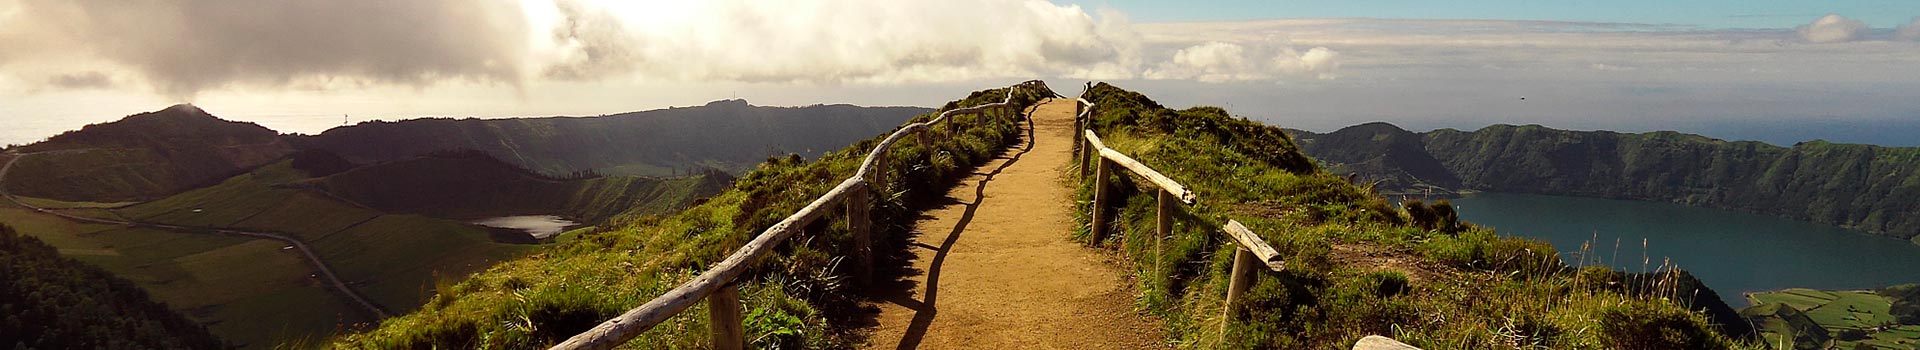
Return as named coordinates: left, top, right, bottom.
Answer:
left=862, top=98, right=1164, bottom=349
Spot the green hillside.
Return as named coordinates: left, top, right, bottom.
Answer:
left=1080, top=83, right=1740, bottom=349
left=1742, top=287, right=1920, bottom=350
left=0, top=224, right=228, bottom=350
left=5, top=104, right=295, bottom=202
left=295, top=100, right=931, bottom=177
left=316, top=150, right=731, bottom=224
left=330, top=86, right=1041, bottom=349
left=1287, top=123, right=1920, bottom=240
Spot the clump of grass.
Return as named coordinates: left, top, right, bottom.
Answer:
left=1075, top=82, right=1744, bottom=349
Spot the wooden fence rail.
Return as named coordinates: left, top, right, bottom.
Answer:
left=1072, top=96, right=1288, bottom=343
left=548, top=81, right=1050, bottom=350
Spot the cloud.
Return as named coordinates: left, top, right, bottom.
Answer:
left=527, top=0, right=1146, bottom=84
left=0, top=0, right=535, bottom=98
left=1898, top=17, right=1920, bottom=41
left=45, top=71, right=112, bottom=89
left=1143, top=42, right=1339, bottom=82
left=1590, top=63, right=1636, bottom=71
left=0, top=0, right=1206, bottom=95
left=1795, top=14, right=1867, bottom=43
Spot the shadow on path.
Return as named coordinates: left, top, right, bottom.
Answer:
left=883, top=111, right=1038, bottom=350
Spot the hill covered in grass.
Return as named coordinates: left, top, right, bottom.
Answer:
left=0, top=224, right=227, bottom=350
left=329, top=86, right=1042, bottom=349
left=316, top=150, right=732, bottom=224
left=293, top=100, right=931, bottom=177
left=1081, top=83, right=1743, bottom=349
left=1287, top=123, right=1920, bottom=241
left=5, top=104, right=296, bottom=202
left=5, top=101, right=925, bottom=203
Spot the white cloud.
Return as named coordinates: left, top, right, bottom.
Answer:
left=1143, top=42, right=1340, bottom=82
left=1897, top=17, right=1920, bottom=41
left=1796, top=14, right=1867, bottom=43
left=0, top=0, right=1163, bottom=96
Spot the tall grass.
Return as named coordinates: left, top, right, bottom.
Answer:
left=1074, top=82, right=1747, bottom=350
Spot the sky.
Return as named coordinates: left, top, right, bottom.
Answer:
left=2, top=0, right=1919, bottom=146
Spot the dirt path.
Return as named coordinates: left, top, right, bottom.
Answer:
left=862, top=98, right=1165, bottom=349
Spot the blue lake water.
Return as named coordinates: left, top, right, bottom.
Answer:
left=1444, top=192, right=1920, bottom=307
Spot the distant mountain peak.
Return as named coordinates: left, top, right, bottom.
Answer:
left=703, top=99, right=750, bottom=108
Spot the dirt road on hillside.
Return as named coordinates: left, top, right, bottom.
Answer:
left=861, top=98, right=1166, bottom=349
left=0, top=152, right=389, bottom=318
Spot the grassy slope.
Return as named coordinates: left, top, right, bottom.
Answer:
left=7, top=104, right=296, bottom=202
left=330, top=87, right=1044, bottom=349
left=117, top=161, right=535, bottom=313
left=0, top=224, right=228, bottom=350
left=1745, top=288, right=1920, bottom=350
left=1079, top=83, right=1740, bottom=349
left=316, top=151, right=729, bottom=224
left=297, top=102, right=931, bottom=177
left=0, top=199, right=358, bottom=349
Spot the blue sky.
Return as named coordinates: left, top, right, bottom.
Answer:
left=1062, top=0, right=1920, bottom=28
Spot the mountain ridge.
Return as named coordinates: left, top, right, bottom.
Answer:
left=1286, top=122, right=1920, bottom=240
left=5, top=102, right=927, bottom=202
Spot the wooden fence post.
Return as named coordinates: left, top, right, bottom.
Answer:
left=847, top=183, right=873, bottom=288
left=1080, top=138, right=1094, bottom=178
left=1223, top=247, right=1258, bottom=330
left=708, top=283, right=745, bottom=350
left=1156, top=189, right=1172, bottom=272
left=1090, top=159, right=1113, bottom=246
left=872, top=150, right=888, bottom=193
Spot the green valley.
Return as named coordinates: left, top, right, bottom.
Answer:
left=0, top=100, right=922, bottom=349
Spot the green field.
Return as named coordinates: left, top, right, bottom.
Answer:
left=5, top=160, right=536, bottom=348
left=116, top=161, right=535, bottom=314
left=0, top=202, right=363, bottom=348
left=1746, top=289, right=1920, bottom=350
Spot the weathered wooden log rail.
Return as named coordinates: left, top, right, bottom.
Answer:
left=1071, top=97, right=1288, bottom=339
left=1075, top=95, right=1421, bottom=350
left=549, top=81, right=1051, bottom=350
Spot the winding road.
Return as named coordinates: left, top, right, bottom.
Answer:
left=0, top=152, right=389, bottom=318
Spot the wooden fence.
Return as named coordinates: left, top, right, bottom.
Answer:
left=1070, top=97, right=1286, bottom=339
left=1075, top=95, right=1420, bottom=350
left=547, top=81, right=1050, bottom=350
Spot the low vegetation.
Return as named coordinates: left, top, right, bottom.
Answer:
left=328, top=86, right=1044, bottom=349
left=1744, top=286, right=1920, bottom=350
left=0, top=224, right=227, bottom=350
left=1078, top=82, right=1745, bottom=349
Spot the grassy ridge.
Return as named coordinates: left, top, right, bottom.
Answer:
left=1078, top=83, right=1740, bottom=349
left=7, top=104, right=295, bottom=202
left=317, top=151, right=730, bottom=223
left=329, top=86, right=1044, bottom=349
left=1289, top=122, right=1920, bottom=240
left=295, top=102, right=930, bottom=177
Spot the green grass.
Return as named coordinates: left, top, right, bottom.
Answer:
left=13, top=196, right=136, bottom=208
left=11, top=159, right=539, bottom=348
left=1, top=200, right=357, bottom=349
left=328, top=86, right=1043, bottom=349
left=1075, top=82, right=1740, bottom=349
left=1744, top=289, right=1920, bottom=350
